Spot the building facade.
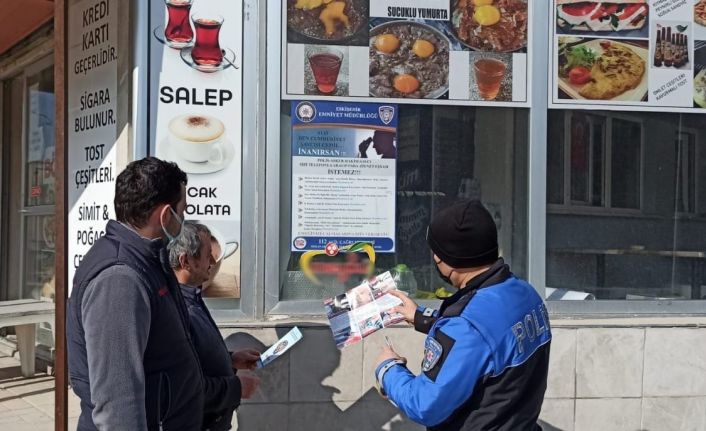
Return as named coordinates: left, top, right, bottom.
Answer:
left=0, top=1, right=705, bottom=430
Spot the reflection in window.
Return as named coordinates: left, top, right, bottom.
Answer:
left=547, top=110, right=706, bottom=301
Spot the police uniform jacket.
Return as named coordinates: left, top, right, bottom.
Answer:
left=376, top=259, right=552, bottom=431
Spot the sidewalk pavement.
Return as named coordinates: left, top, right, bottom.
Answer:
left=0, top=354, right=80, bottom=431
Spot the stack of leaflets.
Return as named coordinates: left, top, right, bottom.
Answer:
left=324, top=271, right=405, bottom=349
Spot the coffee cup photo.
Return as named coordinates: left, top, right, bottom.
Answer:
left=168, top=114, right=227, bottom=165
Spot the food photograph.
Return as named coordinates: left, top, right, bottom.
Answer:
left=369, top=21, right=450, bottom=99
left=469, top=53, right=513, bottom=101
left=695, top=0, right=706, bottom=40
left=652, top=23, right=691, bottom=70
left=693, top=40, right=706, bottom=108
left=555, top=0, right=649, bottom=38
left=452, top=0, right=528, bottom=52
left=287, top=0, right=369, bottom=46
left=557, top=36, right=648, bottom=102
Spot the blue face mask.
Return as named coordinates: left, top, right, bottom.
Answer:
left=162, top=206, right=184, bottom=245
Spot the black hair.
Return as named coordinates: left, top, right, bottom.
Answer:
left=114, top=157, right=188, bottom=228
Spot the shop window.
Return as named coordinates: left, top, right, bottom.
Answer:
left=548, top=111, right=642, bottom=211
left=278, top=102, right=529, bottom=302
left=547, top=110, right=706, bottom=301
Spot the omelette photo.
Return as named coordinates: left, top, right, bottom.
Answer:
left=557, top=38, right=648, bottom=101
left=579, top=43, right=645, bottom=99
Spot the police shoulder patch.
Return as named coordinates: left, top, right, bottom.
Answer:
left=422, top=337, right=443, bottom=372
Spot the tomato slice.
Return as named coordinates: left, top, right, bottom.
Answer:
left=569, top=66, right=592, bottom=85
left=561, top=2, right=598, bottom=17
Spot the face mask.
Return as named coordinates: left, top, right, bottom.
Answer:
left=162, top=206, right=184, bottom=245
left=435, top=262, right=453, bottom=285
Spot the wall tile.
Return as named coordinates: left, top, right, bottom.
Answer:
left=575, top=398, right=641, bottom=431
left=576, top=328, right=644, bottom=398
left=546, top=329, right=577, bottom=399
left=361, top=328, right=426, bottom=395
left=289, top=328, right=363, bottom=402
left=644, top=328, right=706, bottom=397
left=223, top=328, right=290, bottom=404
left=234, top=403, right=288, bottom=431
left=539, top=398, right=574, bottom=431
left=642, top=397, right=706, bottom=431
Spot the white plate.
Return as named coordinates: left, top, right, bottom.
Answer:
left=157, top=137, right=234, bottom=175
left=558, top=39, right=649, bottom=102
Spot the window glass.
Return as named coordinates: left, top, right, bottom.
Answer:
left=22, top=65, right=55, bottom=301
left=25, top=67, right=55, bottom=207
left=279, top=102, right=529, bottom=301
left=547, top=110, right=706, bottom=300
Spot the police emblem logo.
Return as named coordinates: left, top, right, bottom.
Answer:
left=379, top=106, right=395, bottom=125
left=422, top=337, right=443, bottom=372
left=296, top=101, right=317, bottom=123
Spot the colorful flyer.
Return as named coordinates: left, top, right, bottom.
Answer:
left=290, top=101, right=398, bottom=253
left=281, top=0, right=531, bottom=106
left=324, top=271, right=405, bottom=349
left=550, top=0, right=706, bottom=112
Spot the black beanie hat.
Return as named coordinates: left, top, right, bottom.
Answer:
left=426, top=200, right=498, bottom=268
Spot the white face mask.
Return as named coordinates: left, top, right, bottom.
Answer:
left=162, top=206, right=184, bottom=245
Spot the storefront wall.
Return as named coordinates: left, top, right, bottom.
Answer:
left=21, top=0, right=704, bottom=429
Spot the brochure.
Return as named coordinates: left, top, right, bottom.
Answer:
left=324, top=271, right=405, bottom=349
left=257, top=326, right=303, bottom=368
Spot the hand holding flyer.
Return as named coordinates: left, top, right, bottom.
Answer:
left=324, top=271, right=406, bottom=349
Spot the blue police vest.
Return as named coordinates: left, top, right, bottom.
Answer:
left=381, top=260, right=551, bottom=431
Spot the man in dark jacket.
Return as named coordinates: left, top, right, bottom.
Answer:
left=67, top=157, right=204, bottom=430
left=375, top=200, right=552, bottom=431
left=169, top=222, right=261, bottom=430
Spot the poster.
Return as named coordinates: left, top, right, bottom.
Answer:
left=550, top=0, right=706, bottom=112
left=282, top=0, right=530, bottom=106
left=291, top=101, right=397, bottom=253
left=149, top=0, right=243, bottom=298
left=68, top=0, right=119, bottom=292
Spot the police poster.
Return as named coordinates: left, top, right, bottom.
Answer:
left=282, top=0, right=531, bottom=107
left=550, top=0, right=706, bottom=112
left=290, top=101, right=398, bottom=253
left=149, top=0, right=243, bottom=298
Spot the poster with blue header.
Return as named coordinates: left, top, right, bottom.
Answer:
left=291, top=101, right=398, bottom=253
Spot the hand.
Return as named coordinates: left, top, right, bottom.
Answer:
left=376, top=345, right=406, bottom=368
left=237, top=372, right=261, bottom=400
left=359, top=138, right=372, bottom=154
left=231, top=349, right=261, bottom=371
left=388, top=289, right=418, bottom=324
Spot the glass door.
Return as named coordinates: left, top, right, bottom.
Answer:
left=21, top=60, right=56, bottom=302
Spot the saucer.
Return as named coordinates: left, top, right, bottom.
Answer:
left=180, top=46, right=238, bottom=73
left=153, top=25, right=194, bottom=49
left=158, top=137, right=235, bottom=175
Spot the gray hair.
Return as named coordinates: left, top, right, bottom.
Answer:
left=168, top=221, right=211, bottom=269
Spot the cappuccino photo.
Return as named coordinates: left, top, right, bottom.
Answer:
left=168, top=114, right=228, bottom=165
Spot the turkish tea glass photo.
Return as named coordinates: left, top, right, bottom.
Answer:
left=191, top=14, right=224, bottom=66
left=164, top=0, right=194, bottom=48
left=307, top=47, right=344, bottom=94
left=474, top=58, right=507, bottom=101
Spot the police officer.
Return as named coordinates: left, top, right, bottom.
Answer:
left=375, top=200, right=551, bottom=431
